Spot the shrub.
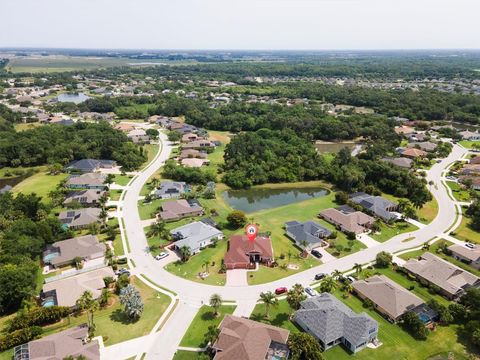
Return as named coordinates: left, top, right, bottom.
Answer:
left=5, top=306, right=71, bottom=332
left=0, top=326, right=43, bottom=351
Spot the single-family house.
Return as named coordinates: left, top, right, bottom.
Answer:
left=212, top=315, right=290, bottom=360
left=181, top=158, right=210, bottom=168
left=66, top=159, right=116, bottom=173
left=319, top=206, right=375, bottom=234
left=182, top=140, right=215, bottom=150
left=459, top=130, right=480, bottom=141
left=63, top=189, right=106, bottom=206
left=43, top=235, right=106, bottom=268
left=58, top=208, right=102, bottom=230
left=179, top=149, right=208, bottom=160
left=408, top=133, right=428, bottom=142
left=448, top=244, right=480, bottom=269
left=460, top=164, right=480, bottom=176
left=349, top=192, right=398, bottom=222
left=381, top=157, right=413, bottom=169
left=470, top=156, right=480, bottom=165
left=41, top=266, right=115, bottom=308
left=114, top=123, right=135, bottom=133
left=153, top=181, right=187, bottom=199
left=181, top=133, right=199, bottom=143
left=13, top=324, right=100, bottom=360
left=459, top=176, right=480, bottom=190
left=66, top=173, right=107, bottom=190
left=127, top=129, right=150, bottom=144
left=157, top=199, right=203, bottom=221
left=352, top=275, right=434, bottom=323
left=401, top=148, right=427, bottom=159
left=294, top=293, right=378, bottom=353
left=171, top=221, right=224, bottom=254
left=407, top=141, right=437, bottom=152
left=285, top=220, right=331, bottom=250
left=224, top=234, right=274, bottom=269
left=395, top=126, right=415, bottom=136
left=404, top=252, right=480, bottom=299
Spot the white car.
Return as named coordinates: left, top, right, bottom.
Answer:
left=155, top=252, right=169, bottom=260
left=305, top=287, right=318, bottom=297
left=466, top=243, right=476, bottom=249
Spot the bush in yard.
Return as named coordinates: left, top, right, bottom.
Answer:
left=401, top=311, right=429, bottom=340
left=287, top=332, right=324, bottom=360
left=0, top=326, right=43, bottom=351
left=5, top=306, right=71, bottom=332
left=328, top=231, right=337, bottom=239
left=375, top=251, right=393, bottom=268
left=119, top=285, right=144, bottom=320
left=226, top=210, right=247, bottom=229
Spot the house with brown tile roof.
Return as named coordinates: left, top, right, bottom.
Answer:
left=401, top=147, right=427, bottom=159
left=352, top=275, right=425, bottom=322
left=224, top=235, right=274, bottom=270
left=179, top=149, right=208, bottom=160
left=181, top=132, right=200, bottom=143
left=181, top=158, right=210, bottom=168
left=404, top=252, right=480, bottom=299
left=182, top=139, right=215, bottom=150
left=470, top=156, right=480, bottom=165
left=14, top=324, right=99, bottom=360
left=395, top=125, right=415, bottom=136
left=212, top=315, right=290, bottom=360
left=448, top=244, right=480, bottom=269
left=319, top=206, right=374, bottom=234
left=407, top=141, right=438, bottom=152
left=460, top=164, right=480, bottom=176
left=114, top=123, right=135, bottom=132
left=157, top=199, right=204, bottom=221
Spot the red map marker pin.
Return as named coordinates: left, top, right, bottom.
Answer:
left=246, top=224, right=258, bottom=242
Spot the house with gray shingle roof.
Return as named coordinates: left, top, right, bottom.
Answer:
left=66, top=173, right=107, bottom=190
left=66, top=159, right=116, bottom=173
left=43, top=235, right=106, bottom=268
left=58, top=208, right=102, bottom=230
left=285, top=220, right=331, bottom=250
left=381, top=157, right=413, bottom=169
left=63, top=189, right=106, bottom=206
left=448, top=244, right=480, bottom=269
left=294, top=293, right=378, bottom=353
left=349, top=192, right=398, bottom=222
left=153, top=181, right=188, bottom=199
left=171, top=221, right=224, bottom=254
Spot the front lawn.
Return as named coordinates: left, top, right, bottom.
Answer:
left=114, top=174, right=134, bottom=186
left=250, top=298, right=301, bottom=334
left=370, top=221, right=418, bottom=243
left=109, top=189, right=123, bottom=201
left=453, top=212, right=480, bottom=243
left=173, top=351, right=207, bottom=360
left=459, top=140, right=480, bottom=150
left=446, top=181, right=472, bottom=202
left=0, top=349, right=12, bottom=360
left=40, top=277, right=171, bottom=345
left=138, top=199, right=164, bottom=220
left=165, top=240, right=228, bottom=286
left=141, top=143, right=159, bottom=167
left=247, top=256, right=318, bottom=285
left=179, top=305, right=236, bottom=348
left=12, top=171, right=68, bottom=202
left=418, top=197, right=439, bottom=224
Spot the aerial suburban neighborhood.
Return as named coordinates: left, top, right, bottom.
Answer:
left=0, top=2, right=480, bottom=360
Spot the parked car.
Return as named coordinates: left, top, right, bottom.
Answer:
left=305, top=287, right=318, bottom=297
left=275, top=287, right=288, bottom=295
left=311, top=249, right=323, bottom=258
left=315, top=273, right=326, bottom=280
left=345, top=275, right=356, bottom=283
left=466, top=242, right=476, bottom=249
left=116, top=268, right=130, bottom=276
left=155, top=252, right=169, bottom=260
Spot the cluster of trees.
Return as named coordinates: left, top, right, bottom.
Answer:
left=0, top=122, right=146, bottom=170
left=162, top=159, right=216, bottom=184
left=119, top=285, right=144, bottom=320
left=466, top=200, right=480, bottom=231
left=0, top=192, right=72, bottom=315
left=222, top=129, right=326, bottom=188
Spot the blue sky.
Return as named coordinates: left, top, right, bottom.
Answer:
left=1, top=0, right=479, bottom=50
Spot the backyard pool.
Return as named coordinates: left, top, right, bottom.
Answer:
left=222, top=186, right=328, bottom=213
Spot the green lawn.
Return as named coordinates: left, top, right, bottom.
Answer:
left=446, top=181, right=472, bottom=202
left=141, top=143, right=160, bottom=167
left=138, top=199, right=164, bottom=220
left=172, top=351, right=207, bottom=360
left=109, top=189, right=123, bottom=201
left=39, top=277, right=170, bottom=345
left=370, top=221, right=418, bottom=243
left=250, top=298, right=301, bottom=333
left=112, top=234, right=125, bottom=256
left=165, top=240, right=228, bottom=286
left=399, top=240, right=480, bottom=278
left=418, top=196, right=439, bottom=224
left=114, top=174, right=134, bottom=186
left=459, top=140, right=480, bottom=150
left=452, top=212, right=480, bottom=243
left=179, top=305, right=236, bottom=348
left=0, top=349, right=12, bottom=360
left=12, top=171, right=68, bottom=202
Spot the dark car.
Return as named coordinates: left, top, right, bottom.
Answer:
left=275, top=287, right=288, bottom=295
left=315, top=273, right=326, bottom=280
left=311, top=249, right=323, bottom=258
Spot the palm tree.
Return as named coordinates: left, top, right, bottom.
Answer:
left=319, top=276, right=337, bottom=293
left=332, top=269, right=342, bottom=280
left=76, top=291, right=98, bottom=331
left=99, top=288, right=112, bottom=308
left=203, top=260, right=210, bottom=274
left=98, top=192, right=108, bottom=208
left=209, top=294, right=222, bottom=316
left=99, top=208, right=108, bottom=226
left=179, top=246, right=191, bottom=262
left=353, top=263, right=362, bottom=275
left=147, top=220, right=169, bottom=239
left=342, top=282, right=353, bottom=295
left=287, top=250, right=292, bottom=263
left=259, top=291, right=278, bottom=319
left=204, top=325, right=220, bottom=346
left=300, top=240, right=309, bottom=257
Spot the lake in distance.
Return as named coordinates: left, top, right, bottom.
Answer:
left=222, top=187, right=328, bottom=213
left=57, top=92, right=90, bottom=104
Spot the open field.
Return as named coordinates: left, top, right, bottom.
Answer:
left=179, top=305, right=236, bottom=348
left=370, top=221, right=418, bottom=243
left=12, top=170, right=68, bottom=202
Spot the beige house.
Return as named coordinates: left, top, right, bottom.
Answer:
left=181, top=158, right=210, bottom=168
left=404, top=252, right=480, bottom=299
left=319, top=207, right=374, bottom=234
left=352, top=275, right=424, bottom=322
left=448, top=244, right=480, bottom=269
left=43, top=235, right=106, bottom=268
left=157, top=199, right=204, bottom=221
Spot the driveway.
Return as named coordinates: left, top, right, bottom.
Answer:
left=226, top=269, right=248, bottom=286
left=356, top=233, right=381, bottom=248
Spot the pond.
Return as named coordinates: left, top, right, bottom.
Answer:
left=222, top=187, right=329, bottom=213
left=57, top=92, right=90, bottom=104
